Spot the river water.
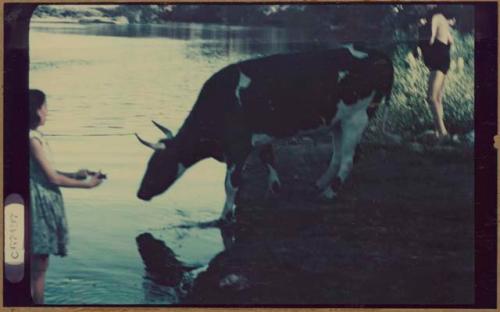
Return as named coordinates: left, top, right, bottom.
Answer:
left=29, top=22, right=337, bottom=304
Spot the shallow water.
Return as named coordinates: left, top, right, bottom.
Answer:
left=29, top=21, right=336, bottom=304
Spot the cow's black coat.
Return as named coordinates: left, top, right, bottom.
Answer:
left=175, top=48, right=393, bottom=165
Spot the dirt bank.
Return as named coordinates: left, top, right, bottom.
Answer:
left=185, top=139, right=474, bottom=305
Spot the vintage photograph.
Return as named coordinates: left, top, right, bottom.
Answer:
left=3, top=2, right=493, bottom=307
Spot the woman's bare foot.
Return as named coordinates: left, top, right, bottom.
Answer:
left=436, top=130, right=449, bottom=139
left=436, top=133, right=460, bottom=145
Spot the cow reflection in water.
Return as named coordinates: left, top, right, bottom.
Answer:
left=136, top=46, right=394, bottom=222
left=136, top=223, right=235, bottom=303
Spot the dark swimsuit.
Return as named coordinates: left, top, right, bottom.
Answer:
left=417, top=15, right=451, bottom=74
left=420, top=39, right=451, bottom=74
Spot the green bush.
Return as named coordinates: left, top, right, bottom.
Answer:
left=373, top=31, right=474, bottom=136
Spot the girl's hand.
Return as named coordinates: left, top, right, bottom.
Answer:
left=75, top=169, right=90, bottom=179
left=88, top=170, right=107, bottom=179
left=86, top=174, right=103, bottom=188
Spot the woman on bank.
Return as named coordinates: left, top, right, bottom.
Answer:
left=417, top=6, right=456, bottom=140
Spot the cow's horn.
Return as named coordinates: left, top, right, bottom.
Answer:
left=152, top=120, right=174, bottom=139
left=135, top=133, right=166, bottom=150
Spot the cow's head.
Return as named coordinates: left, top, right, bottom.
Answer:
left=136, top=121, right=183, bottom=201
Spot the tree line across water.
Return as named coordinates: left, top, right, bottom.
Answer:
left=34, top=4, right=473, bottom=35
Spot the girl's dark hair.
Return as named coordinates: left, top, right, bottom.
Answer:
left=427, top=6, right=451, bottom=20
left=29, top=89, right=46, bottom=129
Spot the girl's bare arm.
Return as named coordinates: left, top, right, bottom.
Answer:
left=30, top=138, right=100, bottom=188
left=57, top=170, right=88, bottom=179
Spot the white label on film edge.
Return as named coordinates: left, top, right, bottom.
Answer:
left=4, top=197, right=25, bottom=266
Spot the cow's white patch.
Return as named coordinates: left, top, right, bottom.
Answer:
left=251, top=133, right=274, bottom=147
left=330, top=90, right=375, bottom=126
left=314, top=91, right=374, bottom=195
left=222, top=165, right=238, bottom=220
left=235, top=71, right=251, bottom=106
left=343, top=43, right=368, bottom=59
left=190, top=264, right=209, bottom=277
left=266, top=164, right=281, bottom=193
left=337, top=108, right=368, bottom=182
left=293, top=92, right=374, bottom=142
left=338, top=70, right=349, bottom=81
left=252, top=92, right=374, bottom=151
left=177, top=163, right=186, bottom=178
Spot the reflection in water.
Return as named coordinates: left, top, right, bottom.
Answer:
left=136, top=233, right=198, bottom=286
left=136, top=228, right=224, bottom=303
left=173, top=219, right=236, bottom=250
left=31, top=22, right=338, bottom=61
left=142, top=279, right=179, bottom=304
left=31, top=22, right=284, bottom=40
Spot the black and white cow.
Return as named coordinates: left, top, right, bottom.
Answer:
left=136, top=45, right=394, bottom=221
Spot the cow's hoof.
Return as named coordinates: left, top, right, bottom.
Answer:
left=271, top=181, right=281, bottom=193
left=314, top=181, right=324, bottom=192
left=265, top=181, right=281, bottom=198
left=331, top=177, right=342, bottom=192
left=219, top=273, right=250, bottom=291
left=319, top=187, right=337, bottom=200
left=266, top=181, right=281, bottom=196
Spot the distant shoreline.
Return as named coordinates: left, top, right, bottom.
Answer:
left=31, top=18, right=79, bottom=24
left=31, top=16, right=128, bottom=25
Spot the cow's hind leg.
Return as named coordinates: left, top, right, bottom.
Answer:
left=259, top=144, right=281, bottom=195
left=329, top=110, right=369, bottom=196
left=316, top=124, right=342, bottom=199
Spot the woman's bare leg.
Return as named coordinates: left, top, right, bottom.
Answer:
left=437, top=74, right=448, bottom=127
left=31, top=254, right=49, bottom=304
left=427, top=70, right=448, bottom=137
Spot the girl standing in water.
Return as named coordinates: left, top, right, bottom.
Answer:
left=29, top=89, right=104, bottom=304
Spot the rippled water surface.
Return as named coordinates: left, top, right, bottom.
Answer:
left=29, top=22, right=336, bottom=304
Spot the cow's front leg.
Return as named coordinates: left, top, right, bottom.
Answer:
left=316, top=124, right=341, bottom=199
left=259, top=144, right=281, bottom=195
left=328, top=110, right=369, bottom=197
left=221, top=163, right=243, bottom=223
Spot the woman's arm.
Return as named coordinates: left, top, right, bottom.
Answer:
left=429, top=15, right=439, bottom=45
left=30, top=138, right=100, bottom=188
left=448, top=31, right=454, bottom=45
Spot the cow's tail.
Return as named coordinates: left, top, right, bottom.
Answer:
left=381, top=90, right=391, bottom=135
left=381, top=60, right=394, bottom=136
